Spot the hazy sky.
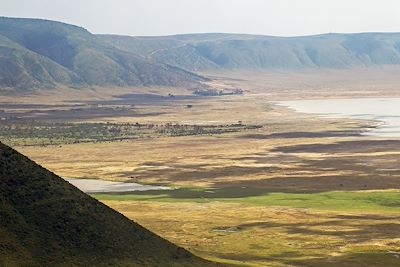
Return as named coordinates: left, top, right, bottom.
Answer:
left=2, top=0, right=400, bottom=36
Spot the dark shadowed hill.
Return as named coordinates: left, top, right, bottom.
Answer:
left=100, top=32, right=400, bottom=71
left=0, top=17, right=206, bottom=91
left=0, top=142, right=219, bottom=267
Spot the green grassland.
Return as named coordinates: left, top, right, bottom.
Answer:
left=93, top=189, right=400, bottom=267
left=97, top=189, right=400, bottom=267
left=93, top=190, right=400, bottom=213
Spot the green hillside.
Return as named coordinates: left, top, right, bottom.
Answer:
left=0, top=17, right=206, bottom=90
left=0, top=35, right=82, bottom=90
left=0, top=142, right=218, bottom=267
left=101, top=32, right=400, bottom=71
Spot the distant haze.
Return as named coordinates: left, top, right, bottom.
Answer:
left=2, top=0, right=400, bottom=37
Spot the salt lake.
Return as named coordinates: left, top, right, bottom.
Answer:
left=279, top=98, right=400, bottom=137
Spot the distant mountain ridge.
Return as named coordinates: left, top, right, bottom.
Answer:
left=0, top=17, right=206, bottom=91
left=100, top=32, right=400, bottom=71
left=3, top=16, right=400, bottom=91
left=0, top=142, right=217, bottom=266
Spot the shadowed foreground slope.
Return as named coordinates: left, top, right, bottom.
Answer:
left=0, top=142, right=218, bottom=267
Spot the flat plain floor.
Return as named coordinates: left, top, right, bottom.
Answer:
left=4, top=69, right=400, bottom=266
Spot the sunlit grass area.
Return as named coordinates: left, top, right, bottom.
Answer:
left=99, top=195, right=400, bottom=267
left=93, top=190, right=400, bottom=213
left=93, top=189, right=400, bottom=266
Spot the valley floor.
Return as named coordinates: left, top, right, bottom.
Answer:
left=4, top=70, right=400, bottom=266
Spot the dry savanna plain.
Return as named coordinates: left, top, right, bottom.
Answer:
left=3, top=69, right=400, bottom=266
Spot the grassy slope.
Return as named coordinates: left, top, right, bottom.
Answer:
left=100, top=33, right=400, bottom=71
left=0, top=142, right=218, bottom=267
left=0, top=17, right=206, bottom=90
left=0, top=34, right=81, bottom=90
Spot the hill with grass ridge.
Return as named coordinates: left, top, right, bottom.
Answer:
left=100, top=32, right=400, bottom=71
left=0, top=142, right=218, bottom=267
left=0, top=17, right=207, bottom=91
left=5, top=17, right=400, bottom=91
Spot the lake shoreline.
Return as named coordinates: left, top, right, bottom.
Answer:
left=278, top=98, right=400, bottom=138
left=64, top=177, right=170, bottom=193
